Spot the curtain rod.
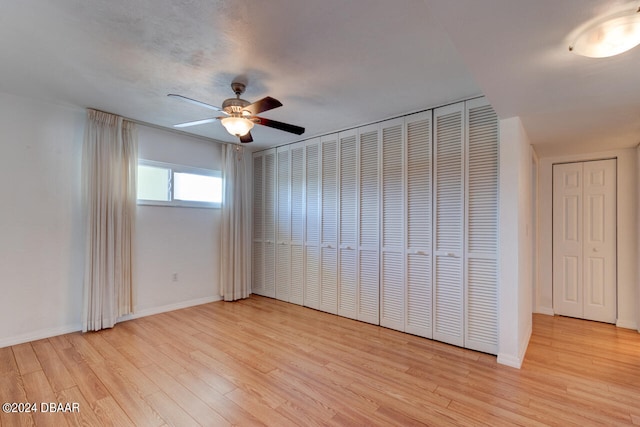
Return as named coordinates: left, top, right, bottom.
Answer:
left=87, top=107, right=234, bottom=148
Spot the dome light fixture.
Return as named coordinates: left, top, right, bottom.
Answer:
left=221, top=116, right=254, bottom=137
left=569, top=6, right=640, bottom=58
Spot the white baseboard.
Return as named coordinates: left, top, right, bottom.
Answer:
left=0, top=295, right=223, bottom=349
left=120, top=295, right=222, bottom=322
left=0, top=324, right=82, bottom=349
left=616, top=319, right=638, bottom=330
left=497, top=322, right=532, bottom=369
left=534, top=306, right=555, bottom=316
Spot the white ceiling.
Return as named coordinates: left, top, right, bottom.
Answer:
left=1, top=0, right=639, bottom=155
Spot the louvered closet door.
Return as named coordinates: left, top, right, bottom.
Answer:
left=405, top=111, right=433, bottom=338
left=251, top=152, right=265, bottom=296
left=465, top=98, right=498, bottom=354
left=276, top=146, right=291, bottom=302
left=338, top=130, right=358, bottom=319
left=305, top=139, right=321, bottom=309
left=263, top=149, right=277, bottom=298
left=433, top=103, right=464, bottom=347
left=380, top=117, right=406, bottom=332
left=320, top=134, right=339, bottom=314
left=358, top=124, right=380, bottom=325
left=289, top=142, right=305, bottom=306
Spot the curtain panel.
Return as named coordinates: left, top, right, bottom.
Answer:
left=82, top=109, right=137, bottom=331
left=219, top=145, right=251, bottom=301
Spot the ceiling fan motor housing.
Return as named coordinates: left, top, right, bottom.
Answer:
left=222, top=97, right=251, bottom=116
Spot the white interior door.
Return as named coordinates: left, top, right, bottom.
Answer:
left=433, top=103, right=465, bottom=347
left=320, top=134, right=339, bottom=314
left=276, top=146, right=291, bottom=302
left=553, top=159, right=616, bottom=323
left=290, top=142, right=305, bottom=306
left=252, top=153, right=265, bottom=296
left=304, top=139, right=321, bottom=309
left=358, top=124, right=380, bottom=325
left=338, top=130, right=358, bottom=319
left=404, top=111, right=433, bottom=338
left=380, top=117, right=406, bottom=332
left=464, top=98, right=499, bottom=354
left=263, top=150, right=277, bottom=298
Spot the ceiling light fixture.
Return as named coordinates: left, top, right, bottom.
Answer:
left=220, top=116, right=254, bottom=137
left=569, top=6, right=640, bottom=57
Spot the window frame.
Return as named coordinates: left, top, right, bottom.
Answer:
left=137, top=159, right=223, bottom=209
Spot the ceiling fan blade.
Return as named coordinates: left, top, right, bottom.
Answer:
left=167, top=94, right=226, bottom=114
left=173, top=118, right=220, bottom=128
left=239, top=132, right=253, bottom=143
left=243, top=96, right=283, bottom=115
left=254, top=116, right=305, bottom=135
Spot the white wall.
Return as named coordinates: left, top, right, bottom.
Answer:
left=0, top=91, right=226, bottom=347
left=134, top=126, right=224, bottom=315
left=498, top=116, right=533, bottom=368
left=0, top=92, right=85, bottom=347
left=536, top=148, right=638, bottom=329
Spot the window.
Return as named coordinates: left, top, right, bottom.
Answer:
left=137, top=159, right=222, bottom=208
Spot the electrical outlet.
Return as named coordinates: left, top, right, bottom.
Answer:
left=172, top=273, right=178, bottom=282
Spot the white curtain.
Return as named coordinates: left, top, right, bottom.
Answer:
left=82, top=109, right=138, bottom=331
left=219, top=144, right=251, bottom=301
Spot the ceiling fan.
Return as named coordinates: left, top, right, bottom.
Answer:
left=168, top=82, right=305, bottom=143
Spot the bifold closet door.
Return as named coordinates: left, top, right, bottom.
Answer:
left=405, top=111, right=433, bottom=338
left=465, top=99, right=499, bottom=354
left=338, top=130, right=358, bottom=319
left=276, top=146, right=291, bottom=302
left=380, top=117, right=406, bottom=332
left=433, top=103, right=465, bottom=347
left=263, top=149, right=277, bottom=298
left=358, top=124, right=380, bottom=325
left=290, top=142, right=305, bottom=305
left=305, top=139, right=321, bottom=309
left=553, top=159, right=616, bottom=324
left=251, top=153, right=265, bottom=296
left=320, top=134, right=339, bottom=314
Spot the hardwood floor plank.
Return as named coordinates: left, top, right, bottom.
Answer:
left=0, top=372, right=35, bottom=427
left=29, top=340, right=55, bottom=362
left=144, top=391, right=200, bottom=427
left=54, top=347, right=109, bottom=405
left=11, top=343, right=41, bottom=375
left=92, top=396, right=136, bottom=427
left=36, top=352, right=76, bottom=393
left=140, top=363, right=231, bottom=426
left=21, top=370, right=69, bottom=427
left=0, top=346, right=18, bottom=376
left=82, top=333, right=159, bottom=397
left=176, top=371, right=265, bottom=427
left=89, top=361, right=164, bottom=427
left=224, top=387, right=298, bottom=426
left=56, top=386, right=101, bottom=427
left=154, top=342, right=237, bottom=395
left=65, top=333, right=104, bottom=365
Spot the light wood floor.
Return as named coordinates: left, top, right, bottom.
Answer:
left=1, top=296, right=639, bottom=426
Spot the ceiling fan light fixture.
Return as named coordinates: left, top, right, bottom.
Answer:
left=221, top=116, right=254, bottom=137
left=570, top=6, right=640, bottom=57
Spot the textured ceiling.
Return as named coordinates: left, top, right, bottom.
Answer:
left=1, top=0, right=639, bottom=155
